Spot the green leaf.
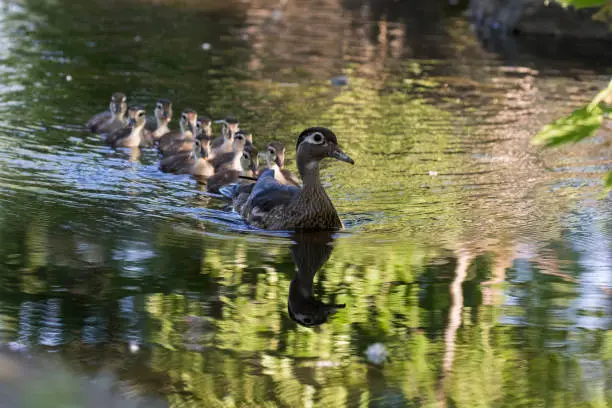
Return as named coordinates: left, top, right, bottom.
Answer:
left=554, top=0, right=611, bottom=9
left=605, top=171, right=612, bottom=191
left=532, top=106, right=603, bottom=147
left=587, top=79, right=612, bottom=112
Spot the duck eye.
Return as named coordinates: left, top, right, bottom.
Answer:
left=138, top=112, right=144, bottom=117
left=312, top=133, right=324, bottom=143
left=243, top=153, right=249, bottom=159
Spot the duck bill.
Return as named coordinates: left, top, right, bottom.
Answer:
left=331, top=147, right=354, bottom=164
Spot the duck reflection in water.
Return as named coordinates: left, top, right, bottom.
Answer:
left=288, top=232, right=345, bottom=328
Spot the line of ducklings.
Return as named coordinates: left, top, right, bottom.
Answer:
left=86, top=92, right=354, bottom=231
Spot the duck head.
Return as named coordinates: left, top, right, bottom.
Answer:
left=296, top=127, right=354, bottom=177
left=240, top=144, right=259, bottom=174
left=127, top=105, right=146, bottom=128
left=232, top=130, right=249, bottom=152
left=194, top=138, right=210, bottom=159
left=154, top=98, right=172, bottom=124
left=179, top=108, right=198, bottom=137
left=110, top=92, right=127, bottom=117
left=215, top=117, right=240, bottom=141
left=265, top=141, right=286, bottom=168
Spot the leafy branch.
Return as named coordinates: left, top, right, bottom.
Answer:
left=533, top=80, right=612, bottom=191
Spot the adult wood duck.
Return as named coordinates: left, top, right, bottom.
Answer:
left=158, top=108, right=198, bottom=156
left=207, top=143, right=259, bottom=193
left=159, top=138, right=213, bottom=177
left=262, top=141, right=300, bottom=187
left=86, top=92, right=128, bottom=134
left=210, top=117, right=240, bottom=159
left=105, top=105, right=151, bottom=148
left=233, top=127, right=353, bottom=231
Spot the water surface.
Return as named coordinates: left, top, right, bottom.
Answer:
left=0, top=0, right=610, bottom=407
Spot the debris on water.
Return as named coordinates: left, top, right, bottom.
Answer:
left=133, top=35, right=142, bottom=42
left=365, top=343, right=389, bottom=365
left=65, top=74, right=72, bottom=82
left=128, top=341, right=139, bottom=353
left=201, top=42, right=211, bottom=51
left=331, top=75, right=349, bottom=86
left=428, top=171, right=438, bottom=176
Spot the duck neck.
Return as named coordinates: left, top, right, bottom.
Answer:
left=154, top=119, right=170, bottom=139
left=298, top=160, right=322, bottom=190
left=232, top=149, right=243, bottom=171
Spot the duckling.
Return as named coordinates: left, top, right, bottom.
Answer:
left=209, top=130, right=250, bottom=173
left=207, top=144, right=259, bottom=193
left=262, top=141, right=300, bottom=187
left=86, top=92, right=128, bottom=134
left=146, top=99, right=173, bottom=140
left=210, top=117, right=240, bottom=158
left=158, top=108, right=198, bottom=156
left=105, top=105, right=151, bottom=148
left=159, top=138, right=213, bottom=177
left=141, top=99, right=173, bottom=148
left=234, top=127, right=354, bottom=231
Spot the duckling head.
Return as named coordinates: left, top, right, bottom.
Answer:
left=265, top=141, right=286, bottom=168
left=110, top=92, right=127, bottom=117
left=232, top=130, right=249, bottom=152
left=154, top=99, right=172, bottom=123
left=194, top=138, right=210, bottom=159
left=241, top=144, right=259, bottom=174
left=127, top=105, right=146, bottom=128
left=179, top=108, right=198, bottom=136
left=296, top=127, right=354, bottom=174
left=196, top=116, right=213, bottom=139
left=216, top=117, right=240, bottom=141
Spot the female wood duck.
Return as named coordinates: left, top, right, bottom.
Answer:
left=210, top=117, right=240, bottom=159
left=262, top=141, right=300, bottom=187
left=105, top=105, right=151, bottom=148
left=158, top=108, right=198, bottom=156
left=233, top=127, right=353, bottom=231
left=159, top=138, right=213, bottom=177
left=86, top=92, right=128, bottom=134
left=209, top=130, right=250, bottom=173
left=207, top=144, right=259, bottom=193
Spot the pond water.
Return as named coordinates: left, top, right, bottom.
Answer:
left=0, top=0, right=611, bottom=407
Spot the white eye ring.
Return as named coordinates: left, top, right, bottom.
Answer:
left=311, top=132, right=324, bottom=144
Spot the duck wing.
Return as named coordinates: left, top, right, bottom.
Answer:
left=207, top=169, right=240, bottom=193
left=86, top=111, right=111, bottom=132
left=241, top=169, right=300, bottom=226
left=159, top=151, right=193, bottom=173
left=105, top=126, right=131, bottom=146
left=158, top=130, right=182, bottom=154
left=139, top=129, right=155, bottom=148
left=209, top=152, right=235, bottom=172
